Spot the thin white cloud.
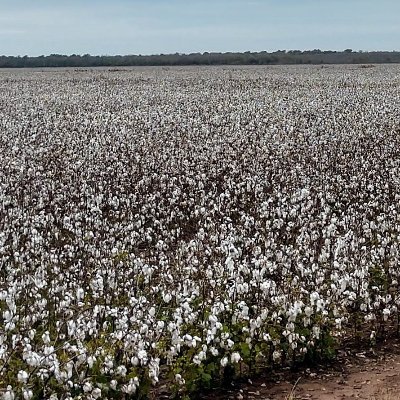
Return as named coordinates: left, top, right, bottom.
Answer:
left=0, top=29, right=26, bottom=35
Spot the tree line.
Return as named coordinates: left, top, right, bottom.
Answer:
left=1, top=49, right=400, bottom=68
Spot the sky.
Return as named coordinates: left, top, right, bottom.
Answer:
left=0, top=0, right=399, bottom=56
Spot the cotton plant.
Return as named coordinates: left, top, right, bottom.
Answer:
left=1, top=64, right=400, bottom=398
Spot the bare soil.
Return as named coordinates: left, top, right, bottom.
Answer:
left=206, top=339, right=400, bottom=400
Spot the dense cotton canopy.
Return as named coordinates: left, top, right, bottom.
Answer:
left=1, top=65, right=400, bottom=397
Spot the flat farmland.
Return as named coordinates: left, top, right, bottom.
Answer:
left=1, top=65, right=400, bottom=399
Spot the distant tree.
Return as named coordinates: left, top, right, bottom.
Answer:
left=1, top=50, right=400, bottom=68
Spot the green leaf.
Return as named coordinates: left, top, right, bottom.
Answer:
left=240, top=342, right=251, bottom=358
left=201, top=372, right=212, bottom=386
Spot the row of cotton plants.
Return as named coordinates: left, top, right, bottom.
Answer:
left=1, top=65, right=400, bottom=399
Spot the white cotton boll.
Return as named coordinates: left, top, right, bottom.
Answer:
left=122, top=378, right=138, bottom=395
left=139, top=325, right=148, bottom=335
left=273, top=350, right=282, bottom=362
left=25, top=352, right=41, bottom=367
left=231, top=352, right=241, bottom=364
left=210, top=347, right=219, bottom=356
left=83, top=382, right=92, bottom=393
left=370, top=331, right=376, bottom=341
left=117, top=365, right=127, bottom=376
left=28, top=329, right=35, bottom=340
left=3, top=386, right=15, bottom=400
left=241, top=303, right=249, bottom=317
left=131, top=356, right=139, bottom=366
left=304, top=306, right=313, bottom=317
left=137, top=349, right=148, bottom=364
left=157, top=321, right=165, bottom=330
left=300, top=188, right=310, bottom=199
left=92, top=388, right=102, bottom=399
left=44, top=345, right=55, bottom=356
left=310, top=292, right=319, bottom=306
left=175, top=373, right=185, bottom=385
left=149, top=357, right=160, bottom=384
left=316, top=299, right=324, bottom=312
left=67, top=320, right=76, bottom=336
left=183, top=334, right=193, bottom=343
left=87, top=356, right=96, bottom=368
left=110, top=380, right=118, bottom=390
left=3, top=311, right=14, bottom=329
left=163, top=293, right=172, bottom=303
left=263, top=333, right=271, bottom=341
left=193, top=355, right=201, bottom=365
left=383, top=308, right=390, bottom=321
left=23, top=390, right=33, bottom=400
left=5, top=322, right=15, bottom=331
left=312, top=326, right=321, bottom=339
left=42, top=331, right=50, bottom=344
left=76, top=288, right=85, bottom=302
left=198, top=350, right=206, bottom=361
left=104, top=356, right=114, bottom=370
left=220, top=357, right=228, bottom=367
left=17, top=370, right=29, bottom=383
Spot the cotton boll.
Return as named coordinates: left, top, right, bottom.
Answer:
left=92, top=388, right=102, bottom=399
left=272, top=350, right=281, bottom=362
left=163, top=293, right=172, bottom=303
left=116, top=365, right=127, bottom=377
left=220, top=357, right=228, bottom=367
left=42, top=331, right=50, bottom=344
left=17, top=370, right=29, bottom=383
left=83, top=382, right=92, bottom=393
left=3, top=386, right=15, bottom=400
left=231, top=352, right=241, bottom=363
left=22, top=390, right=33, bottom=400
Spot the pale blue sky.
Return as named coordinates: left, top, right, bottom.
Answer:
left=0, top=0, right=399, bottom=56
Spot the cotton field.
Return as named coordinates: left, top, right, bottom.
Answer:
left=1, top=65, right=400, bottom=399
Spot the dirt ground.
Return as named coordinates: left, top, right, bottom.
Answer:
left=208, top=340, right=400, bottom=400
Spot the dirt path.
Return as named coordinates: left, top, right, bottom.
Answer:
left=258, top=354, right=400, bottom=400
left=212, top=341, right=400, bottom=400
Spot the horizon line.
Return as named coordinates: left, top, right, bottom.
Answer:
left=2, top=49, right=400, bottom=58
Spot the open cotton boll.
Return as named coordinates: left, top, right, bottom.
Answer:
left=231, top=352, right=241, bottom=363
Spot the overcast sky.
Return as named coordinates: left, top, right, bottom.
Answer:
left=1, top=0, right=399, bottom=56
